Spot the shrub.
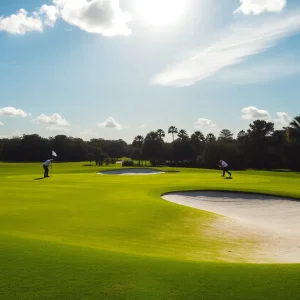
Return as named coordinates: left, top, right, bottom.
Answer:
left=122, top=160, right=134, bottom=167
left=104, top=158, right=110, bottom=166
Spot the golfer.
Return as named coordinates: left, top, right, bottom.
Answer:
left=218, top=160, right=232, bottom=178
left=43, top=159, right=53, bottom=178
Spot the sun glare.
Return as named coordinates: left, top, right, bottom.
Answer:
left=132, top=0, right=187, bottom=27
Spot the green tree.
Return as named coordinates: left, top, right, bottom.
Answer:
left=133, top=135, right=144, bottom=148
left=168, top=126, right=178, bottom=142
left=143, top=131, right=164, bottom=166
left=269, top=130, right=287, bottom=169
left=218, top=129, right=234, bottom=142
left=248, top=120, right=274, bottom=138
left=94, top=147, right=107, bottom=166
left=202, top=142, right=222, bottom=168
left=206, top=133, right=216, bottom=143
left=191, top=131, right=205, bottom=159
left=285, top=116, right=300, bottom=170
left=246, top=120, right=275, bottom=169
left=237, top=130, right=247, bottom=144
left=191, top=131, right=205, bottom=142
left=290, top=115, right=300, bottom=132
left=132, top=135, right=144, bottom=165
left=178, top=129, right=189, bottom=140
left=286, top=115, right=300, bottom=142
left=156, top=129, right=165, bottom=141
left=104, top=157, right=111, bottom=166
left=130, top=148, right=141, bottom=163
left=87, top=153, right=95, bottom=165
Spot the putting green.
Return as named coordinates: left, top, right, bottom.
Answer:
left=1, top=162, right=300, bottom=300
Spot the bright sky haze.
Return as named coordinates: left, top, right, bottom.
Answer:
left=0, top=0, right=300, bottom=142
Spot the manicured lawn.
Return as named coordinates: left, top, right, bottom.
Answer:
left=1, top=162, right=300, bottom=300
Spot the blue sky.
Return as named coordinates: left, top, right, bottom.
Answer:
left=0, top=0, right=300, bottom=142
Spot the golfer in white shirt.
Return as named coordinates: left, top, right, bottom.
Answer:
left=43, top=159, right=53, bottom=178
left=218, top=160, right=232, bottom=178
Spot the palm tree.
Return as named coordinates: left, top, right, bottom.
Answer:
left=156, top=129, right=165, bottom=141
left=145, top=131, right=158, bottom=141
left=144, top=131, right=163, bottom=166
left=206, top=133, right=216, bottom=143
left=168, top=126, right=178, bottom=142
left=178, top=129, right=188, bottom=140
left=191, top=131, right=205, bottom=158
left=286, top=115, right=300, bottom=142
left=290, top=116, right=300, bottom=131
left=191, top=131, right=205, bottom=142
left=133, top=135, right=144, bottom=148
left=132, top=135, right=144, bottom=166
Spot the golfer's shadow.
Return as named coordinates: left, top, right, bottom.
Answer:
left=34, top=177, right=45, bottom=180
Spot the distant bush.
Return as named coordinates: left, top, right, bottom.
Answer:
left=110, top=158, right=117, bottom=164
left=122, top=160, right=134, bottom=167
left=104, top=158, right=110, bottom=166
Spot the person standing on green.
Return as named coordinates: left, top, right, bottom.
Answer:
left=218, top=160, right=232, bottom=178
left=43, top=159, right=53, bottom=178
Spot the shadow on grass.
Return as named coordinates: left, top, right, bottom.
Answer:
left=259, top=168, right=293, bottom=173
left=223, top=177, right=233, bottom=180
left=34, top=177, right=45, bottom=180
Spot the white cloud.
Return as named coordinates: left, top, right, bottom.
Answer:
left=0, top=0, right=131, bottom=36
left=0, top=107, right=27, bottom=117
left=33, top=113, right=71, bottom=132
left=235, top=0, right=286, bottom=15
left=0, top=122, right=4, bottom=126
left=33, top=113, right=70, bottom=128
left=194, top=118, right=219, bottom=134
left=273, top=112, right=292, bottom=129
left=195, top=118, right=217, bottom=129
left=53, top=0, right=131, bottom=36
left=213, top=59, right=300, bottom=85
left=151, top=12, right=300, bottom=87
left=98, top=117, right=122, bottom=129
left=0, top=9, right=43, bottom=35
left=241, top=107, right=292, bottom=129
left=241, top=106, right=271, bottom=121
left=39, top=5, right=60, bottom=27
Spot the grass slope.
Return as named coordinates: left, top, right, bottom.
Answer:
left=1, top=162, right=300, bottom=300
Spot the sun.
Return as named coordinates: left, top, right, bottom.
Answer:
left=132, top=0, right=187, bottom=27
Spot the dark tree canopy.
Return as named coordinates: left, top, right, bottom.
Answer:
left=1, top=115, right=300, bottom=170
left=218, top=129, right=234, bottom=141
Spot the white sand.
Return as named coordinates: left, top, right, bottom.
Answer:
left=98, top=168, right=165, bottom=175
left=162, top=191, right=300, bottom=263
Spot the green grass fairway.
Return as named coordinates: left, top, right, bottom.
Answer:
left=1, top=162, right=300, bottom=300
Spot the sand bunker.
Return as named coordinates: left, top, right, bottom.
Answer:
left=98, top=168, right=165, bottom=175
left=162, top=191, right=300, bottom=263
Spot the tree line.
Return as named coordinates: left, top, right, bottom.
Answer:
left=0, top=116, right=299, bottom=170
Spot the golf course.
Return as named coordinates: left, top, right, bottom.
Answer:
left=1, top=162, right=300, bottom=300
